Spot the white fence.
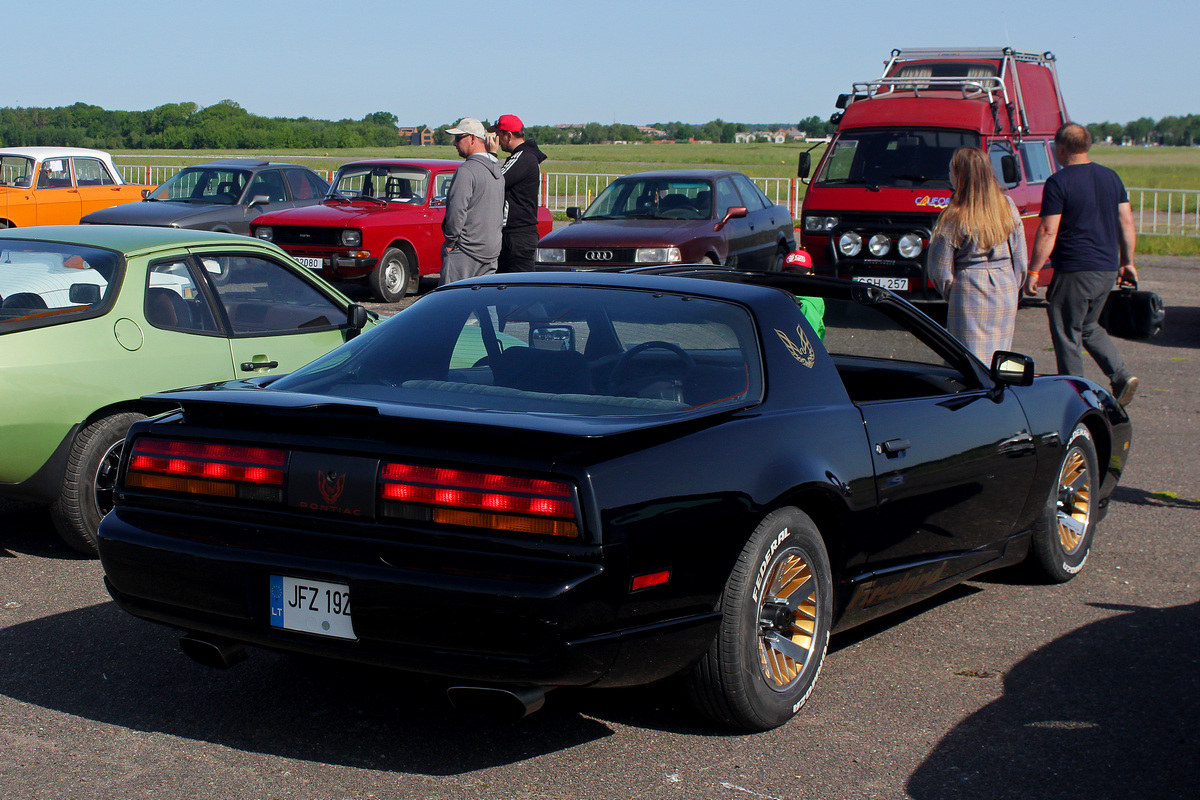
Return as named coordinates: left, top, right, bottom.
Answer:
left=115, top=164, right=1199, bottom=237
left=1128, top=188, right=1200, bottom=237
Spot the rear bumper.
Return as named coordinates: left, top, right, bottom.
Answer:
left=98, top=507, right=719, bottom=688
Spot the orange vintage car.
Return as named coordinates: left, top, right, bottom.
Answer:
left=0, top=147, right=152, bottom=228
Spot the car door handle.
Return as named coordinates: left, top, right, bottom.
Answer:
left=876, top=438, right=910, bottom=455
left=240, top=360, right=279, bottom=372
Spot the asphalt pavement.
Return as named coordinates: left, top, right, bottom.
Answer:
left=2, top=256, right=1197, bottom=800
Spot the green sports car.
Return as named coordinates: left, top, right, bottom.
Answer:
left=0, top=225, right=376, bottom=554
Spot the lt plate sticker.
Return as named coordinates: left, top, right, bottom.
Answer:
left=270, top=575, right=356, bottom=640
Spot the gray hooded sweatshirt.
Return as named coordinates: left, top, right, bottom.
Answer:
left=442, top=153, right=504, bottom=262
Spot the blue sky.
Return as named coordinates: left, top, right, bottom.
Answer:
left=16, top=0, right=1193, bottom=128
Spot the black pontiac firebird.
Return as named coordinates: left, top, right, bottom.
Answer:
left=97, top=269, right=1131, bottom=731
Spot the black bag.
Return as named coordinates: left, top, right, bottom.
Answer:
left=1099, top=279, right=1164, bottom=340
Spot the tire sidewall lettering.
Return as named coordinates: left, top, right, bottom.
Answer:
left=752, top=527, right=792, bottom=604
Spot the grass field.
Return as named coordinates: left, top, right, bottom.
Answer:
left=111, top=143, right=1200, bottom=255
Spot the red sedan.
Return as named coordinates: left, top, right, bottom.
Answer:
left=253, top=159, right=551, bottom=302
left=536, top=170, right=795, bottom=271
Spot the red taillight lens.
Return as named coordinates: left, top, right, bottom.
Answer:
left=379, top=461, right=579, bottom=537
left=125, top=438, right=287, bottom=502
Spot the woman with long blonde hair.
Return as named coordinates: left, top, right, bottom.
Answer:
left=928, top=147, right=1028, bottom=363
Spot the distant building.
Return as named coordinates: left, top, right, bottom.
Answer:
left=735, top=128, right=803, bottom=144
left=637, top=126, right=668, bottom=139
left=397, top=126, right=434, bottom=146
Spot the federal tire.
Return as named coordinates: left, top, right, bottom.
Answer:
left=1027, top=423, right=1099, bottom=583
left=50, top=411, right=146, bottom=556
left=370, top=247, right=413, bottom=303
left=687, top=507, right=832, bottom=730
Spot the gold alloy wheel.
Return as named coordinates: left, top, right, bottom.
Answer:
left=756, top=551, right=820, bottom=690
left=1056, top=447, right=1093, bottom=554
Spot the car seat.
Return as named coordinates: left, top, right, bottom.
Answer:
left=2, top=292, right=48, bottom=309
left=492, top=346, right=593, bottom=394
left=215, top=181, right=239, bottom=204
left=659, top=194, right=692, bottom=212
left=145, top=288, right=191, bottom=328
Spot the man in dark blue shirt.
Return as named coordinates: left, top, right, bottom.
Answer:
left=1024, top=123, right=1139, bottom=406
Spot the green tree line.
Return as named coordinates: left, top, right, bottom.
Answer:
left=0, top=101, right=403, bottom=149
left=1087, top=115, right=1200, bottom=146
left=6, top=101, right=1194, bottom=150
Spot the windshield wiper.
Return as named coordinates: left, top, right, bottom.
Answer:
left=823, top=178, right=880, bottom=192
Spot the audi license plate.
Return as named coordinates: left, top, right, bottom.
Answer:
left=269, top=575, right=356, bottom=639
left=853, top=276, right=909, bottom=291
left=296, top=256, right=324, bottom=271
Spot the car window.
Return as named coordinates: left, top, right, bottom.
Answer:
left=715, top=177, right=742, bottom=217
left=821, top=296, right=979, bottom=401
left=432, top=172, right=454, bottom=203
left=205, top=254, right=344, bottom=335
left=1019, top=140, right=1054, bottom=184
left=1, top=156, right=34, bottom=188
left=0, top=240, right=121, bottom=331
left=37, top=158, right=73, bottom=189
left=273, top=285, right=763, bottom=417
left=333, top=165, right=431, bottom=203
left=145, top=260, right=220, bottom=333
left=72, top=158, right=117, bottom=187
left=284, top=169, right=326, bottom=201
left=732, top=174, right=770, bottom=211
left=150, top=168, right=250, bottom=204
left=583, top=178, right=712, bottom=220
left=816, top=129, right=977, bottom=189
left=245, top=170, right=288, bottom=203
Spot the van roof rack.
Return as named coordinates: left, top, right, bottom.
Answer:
left=845, top=47, right=1066, bottom=136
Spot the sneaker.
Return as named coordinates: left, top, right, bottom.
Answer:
left=1113, top=376, right=1140, bottom=407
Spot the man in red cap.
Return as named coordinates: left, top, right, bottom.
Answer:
left=781, top=248, right=825, bottom=340
left=486, top=114, right=547, bottom=273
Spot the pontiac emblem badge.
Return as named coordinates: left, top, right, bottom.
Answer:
left=318, top=470, right=346, bottom=504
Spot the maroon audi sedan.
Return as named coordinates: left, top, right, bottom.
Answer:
left=535, top=170, right=795, bottom=271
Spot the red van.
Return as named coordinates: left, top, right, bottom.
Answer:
left=798, top=48, right=1068, bottom=299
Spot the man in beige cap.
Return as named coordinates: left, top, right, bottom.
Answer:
left=439, top=118, right=504, bottom=285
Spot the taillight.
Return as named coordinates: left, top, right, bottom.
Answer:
left=379, top=462, right=579, bottom=537
left=125, top=438, right=287, bottom=502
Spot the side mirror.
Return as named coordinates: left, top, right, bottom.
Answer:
left=835, top=94, right=851, bottom=110
left=69, top=283, right=102, bottom=305
left=141, top=189, right=151, bottom=200
left=566, top=206, right=582, bottom=220
left=797, top=152, right=811, bottom=179
left=990, top=350, right=1034, bottom=386
left=714, top=206, right=748, bottom=231
left=248, top=194, right=271, bottom=208
left=346, top=303, right=370, bottom=339
left=1000, top=155, right=1020, bottom=186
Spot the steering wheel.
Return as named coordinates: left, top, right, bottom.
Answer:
left=609, top=341, right=696, bottom=401
left=659, top=208, right=702, bottom=220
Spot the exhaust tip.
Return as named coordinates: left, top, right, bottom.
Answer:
left=179, top=634, right=247, bottom=670
left=446, top=684, right=546, bottom=718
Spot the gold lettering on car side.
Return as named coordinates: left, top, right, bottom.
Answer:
left=775, top=326, right=815, bottom=369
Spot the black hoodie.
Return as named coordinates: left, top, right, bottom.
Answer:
left=499, top=140, right=548, bottom=230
